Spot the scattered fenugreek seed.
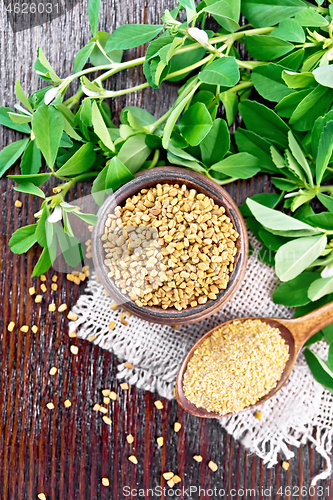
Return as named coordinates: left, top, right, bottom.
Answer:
left=282, top=461, right=290, bottom=471
left=156, top=437, right=164, bottom=447
left=208, top=461, right=218, bottom=472
left=128, top=455, right=138, bottom=464
left=67, top=312, right=78, bottom=321
left=67, top=274, right=74, bottom=282
left=29, top=287, right=35, bottom=295
left=254, top=411, right=263, bottom=420
left=173, top=475, right=181, bottom=484
left=37, top=494, right=46, bottom=500
left=40, top=275, right=47, bottom=282
left=163, top=472, right=174, bottom=480
left=51, top=283, right=58, bottom=291
left=15, top=200, right=22, bottom=208
left=167, top=479, right=175, bottom=488
left=174, top=422, right=181, bottom=433
left=70, top=345, right=78, bottom=355
left=120, top=318, right=128, bottom=326
left=125, top=361, right=133, bottom=369
left=49, top=303, right=56, bottom=312
left=102, top=478, right=110, bottom=487
left=102, top=389, right=111, bottom=397
left=88, top=335, right=97, bottom=342
left=58, top=303, right=67, bottom=312
left=154, top=400, right=163, bottom=410
left=32, top=325, right=38, bottom=333
left=68, top=331, right=77, bottom=338
left=35, top=295, right=42, bottom=303
left=120, top=382, right=129, bottom=390
left=49, top=367, right=57, bottom=376
left=124, top=311, right=131, bottom=317
left=103, top=416, right=112, bottom=425
left=7, top=321, right=15, bottom=332
left=183, top=319, right=289, bottom=416
left=46, top=402, right=54, bottom=410
left=103, top=397, right=110, bottom=405
left=41, top=284, right=47, bottom=293
left=109, top=321, right=116, bottom=330
left=110, top=391, right=117, bottom=401
left=64, top=400, right=72, bottom=408
left=110, top=302, right=119, bottom=310
left=99, top=407, right=108, bottom=414
left=93, top=404, right=101, bottom=411
left=20, top=325, right=29, bottom=333
left=193, top=455, right=203, bottom=463
left=52, top=276, right=58, bottom=282
left=126, top=434, right=134, bottom=444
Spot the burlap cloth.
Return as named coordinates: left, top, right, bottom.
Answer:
left=69, top=235, right=333, bottom=485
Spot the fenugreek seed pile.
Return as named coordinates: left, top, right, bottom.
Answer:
left=102, top=183, right=238, bottom=310
left=183, top=319, right=290, bottom=415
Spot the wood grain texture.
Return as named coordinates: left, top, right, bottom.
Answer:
left=0, top=1, right=332, bottom=499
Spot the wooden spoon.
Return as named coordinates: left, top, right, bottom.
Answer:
left=175, top=301, right=333, bottom=418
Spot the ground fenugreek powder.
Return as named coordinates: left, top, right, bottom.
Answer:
left=102, top=183, right=238, bottom=310
left=183, top=319, right=289, bottom=415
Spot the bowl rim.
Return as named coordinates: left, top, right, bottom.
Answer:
left=91, top=166, right=248, bottom=325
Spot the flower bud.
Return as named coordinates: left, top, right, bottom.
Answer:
left=321, top=265, right=333, bottom=278
left=44, top=86, right=60, bottom=105
left=82, top=85, right=100, bottom=97
left=48, top=206, right=63, bottom=223
left=188, top=27, right=209, bottom=48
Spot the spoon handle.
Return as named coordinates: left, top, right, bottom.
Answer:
left=282, top=300, right=333, bottom=351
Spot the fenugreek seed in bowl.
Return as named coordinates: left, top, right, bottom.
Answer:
left=92, top=167, right=248, bottom=325
left=182, top=319, right=290, bottom=416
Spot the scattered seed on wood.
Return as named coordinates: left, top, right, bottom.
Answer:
left=174, top=422, right=181, bottom=433
left=167, top=479, right=175, bottom=488
left=109, top=321, right=116, bottom=330
left=120, top=382, right=129, bottom=390
left=64, top=400, right=72, bottom=408
left=20, top=325, right=29, bottom=333
left=58, top=303, right=67, bottom=312
left=208, top=461, right=218, bottom=472
left=103, top=397, right=110, bottom=405
left=93, top=404, right=101, bottom=411
left=103, top=416, right=112, bottom=425
left=163, top=472, right=174, bottom=480
left=7, top=321, right=15, bottom=332
left=32, top=325, right=38, bottom=333
left=41, top=284, right=47, bottom=293
left=125, top=361, right=133, bottom=369
left=88, top=335, right=97, bottom=342
left=68, top=331, right=77, bottom=338
left=102, top=478, right=110, bottom=487
left=49, top=304, right=56, bottom=312
left=37, top=494, right=46, bottom=500
left=29, top=287, right=35, bottom=295
left=51, top=284, right=58, bottom=291
left=183, top=319, right=289, bottom=416
left=110, top=391, right=117, bottom=401
left=128, top=455, right=138, bottom=464
left=49, top=367, right=57, bottom=376
left=46, top=402, right=54, bottom=410
left=154, top=400, right=163, bottom=410
left=35, top=295, right=42, bottom=303
left=70, top=345, right=78, bottom=355
left=15, top=200, right=22, bottom=208
left=173, top=475, right=181, bottom=484
left=126, top=434, right=134, bottom=444
left=52, top=276, right=58, bottom=282
left=99, top=407, right=108, bottom=414
left=282, top=461, right=290, bottom=471
left=193, top=455, right=203, bottom=463
left=67, top=274, right=74, bottom=282
left=102, top=389, right=111, bottom=397
left=156, top=437, right=164, bottom=447
left=67, top=312, right=78, bottom=321
left=254, top=411, right=263, bottom=420
left=40, top=275, right=47, bottom=282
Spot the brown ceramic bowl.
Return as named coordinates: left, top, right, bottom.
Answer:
left=91, top=167, right=248, bottom=325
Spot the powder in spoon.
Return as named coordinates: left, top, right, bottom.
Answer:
left=183, top=319, right=289, bottom=416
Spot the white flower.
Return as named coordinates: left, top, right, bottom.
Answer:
left=82, top=85, right=100, bottom=98
left=321, top=265, right=333, bottom=278
left=188, top=27, right=209, bottom=48
left=48, top=206, right=63, bottom=223
left=44, top=86, right=60, bottom=105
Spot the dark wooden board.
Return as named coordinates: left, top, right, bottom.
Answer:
left=0, top=1, right=332, bottom=498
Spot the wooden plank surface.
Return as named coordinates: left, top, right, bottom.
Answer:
left=0, top=1, right=332, bottom=498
